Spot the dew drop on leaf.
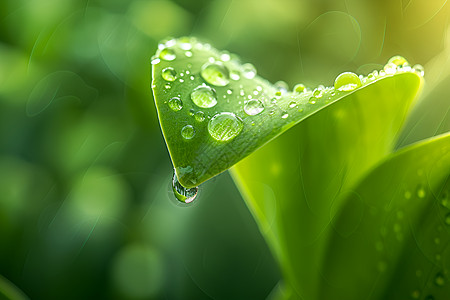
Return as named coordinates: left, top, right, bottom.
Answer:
left=384, top=62, right=397, bottom=75
left=230, top=70, right=240, bottom=81
left=413, top=64, right=425, bottom=76
left=159, top=48, right=176, bottom=61
left=190, top=84, right=218, bottom=108
left=281, top=112, right=289, bottom=119
left=388, top=55, right=409, bottom=67
left=242, top=63, right=256, bottom=79
left=244, top=99, right=264, bottom=116
left=168, top=97, right=183, bottom=111
left=194, top=111, right=205, bottom=122
left=161, top=67, right=177, bottom=82
left=208, top=112, right=243, bottom=142
left=289, top=101, right=297, bottom=108
left=201, top=62, right=230, bottom=86
left=293, top=83, right=306, bottom=93
left=313, top=88, right=323, bottom=98
left=181, top=125, right=195, bottom=140
left=172, top=173, right=198, bottom=204
left=434, top=272, right=445, bottom=287
left=334, top=72, right=362, bottom=92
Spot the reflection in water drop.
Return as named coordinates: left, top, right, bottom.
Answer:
left=172, top=173, right=198, bottom=204
left=208, top=112, right=243, bottom=142
left=181, top=125, right=195, bottom=140
left=159, top=48, right=176, bottom=61
left=244, top=99, right=264, bottom=116
left=201, top=62, right=230, bottom=86
left=334, top=72, right=361, bottom=92
left=190, top=85, right=218, bottom=108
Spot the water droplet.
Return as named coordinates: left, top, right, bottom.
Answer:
left=151, top=56, right=160, bottom=65
left=244, top=99, right=264, bottom=116
left=411, top=290, right=420, bottom=299
left=445, top=213, right=450, bottom=225
left=172, top=173, right=198, bottom=204
left=275, top=81, right=289, bottom=94
left=242, top=63, right=256, bottom=79
left=230, top=70, right=240, bottom=80
left=185, top=51, right=193, bottom=57
left=404, top=190, right=412, bottom=199
left=161, top=67, right=177, bottom=82
left=178, top=37, right=193, bottom=50
left=208, top=112, right=243, bottom=142
left=194, top=111, right=205, bottom=122
left=384, top=62, right=397, bottom=74
left=281, top=112, right=289, bottom=119
left=434, top=272, right=445, bottom=286
left=367, top=70, right=378, bottom=81
left=293, top=83, right=306, bottom=93
left=388, top=55, right=409, bottom=67
left=168, top=97, right=183, bottom=111
left=312, top=88, right=323, bottom=98
left=188, top=109, right=195, bottom=116
left=334, top=72, right=362, bottom=92
left=159, top=48, right=176, bottom=61
left=220, top=51, right=231, bottom=62
left=190, top=85, right=218, bottom=108
left=201, top=62, right=230, bottom=86
left=413, top=64, right=425, bottom=76
left=309, top=97, right=317, bottom=104
left=289, top=101, right=297, bottom=108
left=181, top=125, right=195, bottom=140
left=226, top=89, right=233, bottom=95
left=416, top=185, right=426, bottom=198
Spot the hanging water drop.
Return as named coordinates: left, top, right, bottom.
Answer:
left=208, top=112, right=243, bottom=142
left=244, top=99, right=265, bottom=116
left=159, top=48, right=176, bottom=61
left=334, top=72, right=362, bottom=92
left=190, top=84, right=218, bottom=108
left=172, top=173, right=198, bottom=204
left=161, top=67, right=177, bottom=82
left=242, top=63, right=256, bottom=79
left=201, top=62, right=230, bottom=86
left=168, top=97, right=183, bottom=111
left=181, top=125, right=195, bottom=140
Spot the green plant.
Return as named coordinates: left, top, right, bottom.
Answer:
left=152, top=37, right=450, bottom=300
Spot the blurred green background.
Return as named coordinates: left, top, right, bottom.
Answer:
left=0, top=0, right=449, bottom=299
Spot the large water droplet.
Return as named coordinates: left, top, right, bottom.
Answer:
left=168, top=97, right=183, bottom=111
left=244, top=99, right=264, bottom=116
left=161, top=67, right=177, bottom=82
left=190, top=85, right=218, bottom=108
left=208, top=112, right=243, bottom=142
left=172, top=173, right=198, bottom=204
left=181, top=125, right=195, bottom=140
left=242, top=63, right=256, bottom=79
left=159, top=48, right=176, bottom=61
left=334, top=72, right=362, bottom=92
left=201, top=62, right=230, bottom=86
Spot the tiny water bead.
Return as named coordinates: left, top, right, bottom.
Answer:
left=312, top=88, right=323, bottom=98
left=181, top=125, right=195, bottom=140
left=281, top=112, right=289, bottom=119
left=161, top=67, right=177, bottom=82
left=383, top=62, right=397, bottom=75
left=242, top=63, right=256, bottom=79
left=230, top=70, right=240, bottom=81
left=190, top=85, right=218, bottom=108
left=168, top=97, right=183, bottom=111
left=172, top=173, right=198, bottom=204
left=208, top=112, right=243, bottom=142
left=293, top=83, right=306, bottom=93
left=244, top=99, right=264, bottom=116
left=289, top=101, right=297, bottom=108
left=334, top=72, right=362, bottom=92
left=200, top=62, right=230, bottom=86
left=413, top=64, right=425, bottom=76
left=388, top=55, right=408, bottom=67
left=434, top=272, right=445, bottom=287
left=159, top=48, right=176, bottom=61
left=194, top=111, right=205, bottom=122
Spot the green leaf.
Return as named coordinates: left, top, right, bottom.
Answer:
left=151, top=37, right=421, bottom=188
left=230, top=67, right=423, bottom=298
left=322, top=133, right=450, bottom=300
